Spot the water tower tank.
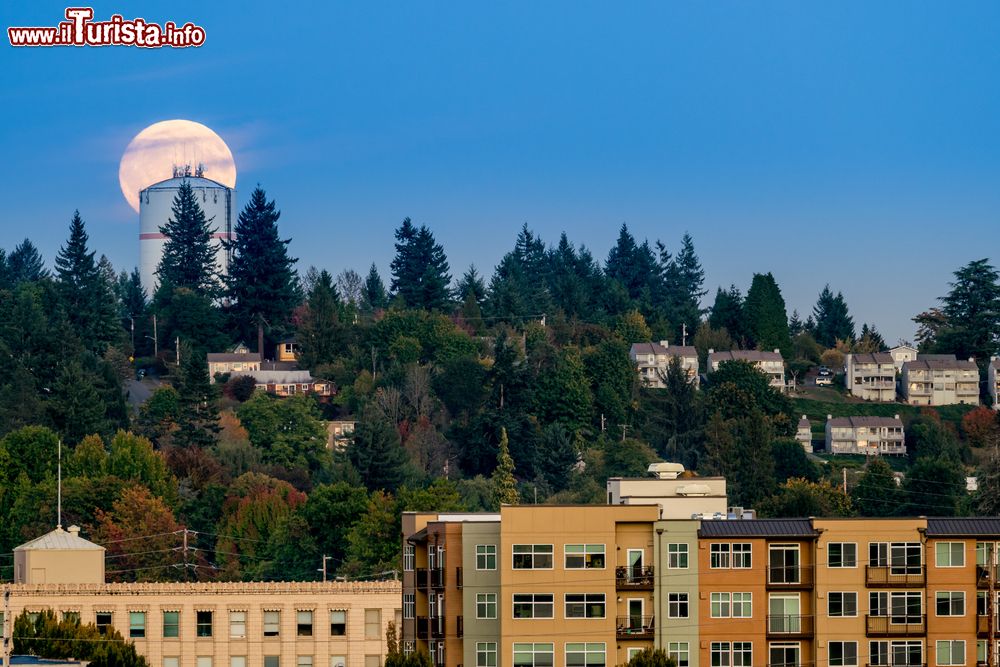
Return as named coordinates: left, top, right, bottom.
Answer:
left=138, top=167, right=236, bottom=294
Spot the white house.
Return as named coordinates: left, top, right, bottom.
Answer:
left=900, top=355, right=979, bottom=406
left=629, top=341, right=699, bottom=389
left=844, top=352, right=896, bottom=402
left=707, top=348, right=786, bottom=391
left=889, top=344, right=919, bottom=373
left=824, top=415, right=906, bottom=456
left=796, top=415, right=812, bottom=452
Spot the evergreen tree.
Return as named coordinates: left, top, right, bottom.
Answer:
left=348, top=412, right=411, bottom=492
left=852, top=457, right=901, bottom=517
left=0, top=248, right=9, bottom=289
left=48, top=359, right=107, bottom=444
left=606, top=224, right=657, bottom=304
left=54, top=211, right=120, bottom=352
left=744, top=272, right=792, bottom=358
left=156, top=180, right=219, bottom=295
left=548, top=233, right=591, bottom=318
left=537, top=423, right=577, bottom=492
left=14, top=609, right=150, bottom=667
left=456, top=265, right=487, bottom=309
left=361, top=263, right=390, bottom=312
left=709, top=285, right=749, bottom=345
left=8, top=238, right=48, bottom=283
left=812, top=285, right=855, bottom=347
left=661, top=233, right=706, bottom=339
left=172, top=341, right=220, bottom=449
left=855, top=323, right=886, bottom=353
left=643, top=357, right=704, bottom=468
left=119, top=268, right=148, bottom=318
left=512, top=224, right=552, bottom=315
left=486, top=252, right=531, bottom=322
left=533, top=347, right=593, bottom=430
left=937, top=258, right=1000, bottom=361
left=224, top=186, right=300, bottom=345
left=788, top=310, right=804, bottom=336
left=297, top=270, right=346, bottom=370
left=389, top=218, right=452, bottom=310
left=491, top=427, right=520, bottom=507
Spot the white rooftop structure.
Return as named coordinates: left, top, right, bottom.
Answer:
left=14, top=525, right=105, bottom=584
left=607, top=462, right=728, bottom=519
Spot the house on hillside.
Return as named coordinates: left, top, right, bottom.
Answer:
left=707, top=348, right=786, bottom=391
left=900, top=355, right=979, bottom=406
left=277, top=337, right=301, bottom=363
left=629, top=341, right=699, bottom=388
left=825, top=414, right=906, bottom=456
left=796, top=415, right=812, bottom=452
left=206, top=342, right=262, bottom=381
left=888, top=344, right=918, bottom=372
left=845, top=352, right=897, bottom=402
left=230, top=369, right=334, bottom=399
left=989, top=357, right=999, bottom=409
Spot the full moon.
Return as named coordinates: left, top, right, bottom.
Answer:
left=118, top=119, right=237, bottom=213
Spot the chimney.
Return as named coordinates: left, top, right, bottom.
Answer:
left=802, top=414, right=807, bottom=420
left=773, top=349, right=780, bottom=354
left=68, top=525, right=80, bottom=536
left=708, top=348, right=715, bottom=355
left=827, top=414, right=833, bottom=421
left=660, top=340, right=669, bottom=348
left=969, top=357, right=976, bottom=363
left=894, top=414, right=900, bottom=420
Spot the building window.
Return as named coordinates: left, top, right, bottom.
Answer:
left=62, top=612, right=80, bottom=624
left=937, top=641, right=965, bottom=666
left=129, top=612, right=146, bottom=639
left=668, top=643, right=690, bottom=667
left=265, top=658, right=279, bottom=667
left=330, top=610, right=346, bottom=636
left=163, top=611, right=179, bottom=638
left=476, top=593, right=497, bottom=619
left=404, top=545, right=415, bottom=571
left=477, top=643, right=498, bottom=667
left=976, top=542, right=999, bottom=566
left=298, top=658, right=313, bottom=667
left=565, top=594, right=605, bottom=619
left=565, top=544, right=606, bottom=569
left=936, top=592, right=965, bottom=617
left=403, top=594, right=415, bottom=620
left=364, top=609, right=380, bottom=639
left=263, top=611, right=280, bottom=637
left=197, top=658, right=213, bottom=667
left=566, top=642, right=606, bottom=667
left=710, top=593, right=751, bottom=618
left=513, top=594, right=554, bottom=619
left=829, top=543, right=858, bottom=568
left=829, top=592, right=858, bottom=617
left=870, top=641, right=922, bottom=667
left=229, top=611, right=246, bottom=638
left=711, top=593, right=731, bottom=618
left=711, top=642, right=752, bottom=667
left=733, top=543, right=752, bottom=568
left=363, top=658, right=380, bottom=667
left=96, top=612, right=113, bottom=633
left=295, top=610, right=313, bottom=637
left=477, top=544, right=497, bottom=570
left=164, top=658, right=179, bottom=667
left=512, top=544, right=553, bottom=569
left=830, top=642, right=859, bottom=667
left=936, top=543, right=965, bottom=568
left=331, top=657, right=347, bottom=667
left=232, top=658, right=247, bottom=667
left=667, top=593, right=689, bottom=619
left=667, top=544, right=689, bottom=569
left=710, top=543, right=751, bottom=569
left=513, top=643, right=554, bottom=667
left=195, top=611, right=213, bottom=638
left=711, top=544, right=730, bottom=569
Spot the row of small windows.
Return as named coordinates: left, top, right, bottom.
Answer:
left=46, top=609, right=376, bottom=640
left=507, top=642, right=608, bottom=667
left=405, top=593, right=611, bottom=620
left=162, top=656, right=373, bottom=667
left=707, top=641, right=990, bottom=667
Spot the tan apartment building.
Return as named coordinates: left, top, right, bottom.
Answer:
left=989, top=358, right=999, bottom=409
left=824, top=415, right=906, bottom=456
left=845, top=353, right=897, bottom=402
left=4, top=527, right=401, bottom=667
left=630, top=342, right=700, bottom=389
left=900, top=356, right=979, bottom=406
left=707, top=350, right=786, bottom=392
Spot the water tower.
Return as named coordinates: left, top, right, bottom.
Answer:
left=138, top=163, right=236, bottom=294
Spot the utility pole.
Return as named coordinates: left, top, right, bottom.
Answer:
left=622, top=424, right=628, bottom=442
left=176, top=337, right=180, bottom=366
left=130, top=317, right=135, bottom=350
left=152, top=314, right=158, bottom=357
left=842, top=467, right=847, bottom=494
left=319, top=555, right=332, bottom=582
left=600, top=413, right=606, bottom=433
left=681, top=323, right=688, bottom=347
left=258, top=317, right=265, bottom=361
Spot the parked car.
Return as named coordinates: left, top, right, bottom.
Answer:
left=817, top=366, right=832, bottom=377
left=816, top=375, right=833, bottom=386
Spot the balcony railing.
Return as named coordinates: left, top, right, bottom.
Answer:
left=616, top=615, right=654, bottom=639
left=457, top=615, right=464, bottom=639
left=767, top=565, right=814, bottom=588
left=976, top=614, right=999, bottom=637
left=429, top=616, right=444, bottom=640
left=768, top=662, right=814, bottom=667
left=415, top=568, right=428, bottom=589
left=430, top=568, right=445, bottom=590
left=865, top=565, right=925, bottom=587
left=865, top=615, right=927, bottom=637
left=865, top=663, right=926, bottom=667
left=615, top=566, right=654, bottom=590
left=977, top=565, right=999, bottom=587
left=456, top=566, right=463, bottom=589
left=766, top=615, right=814, bottom=638
left=416, top=616, right=429, bottom=638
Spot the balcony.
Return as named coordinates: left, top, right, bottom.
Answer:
left=976, top=614, right=998, bottom=637
left=616, top=566, right=654, bottom=590
left=456, top=566, right=463, bottom=589
left=415, top=568, right=429, bottom=589
left=766, top=615, right=814, bottom=639
left=616, top=615, right=654, bottom=640
left=457, top=616, right=464, bottom=639
left=430, top=568, right=445, bottom=590
left=977, top=565, right=998, bottom=587
left=865, top=565, right=925, bottom=587
left=429, top=617, right=444, bottom=640
left=865, top=615, right=926, bottom=637
left=416, top=616, right=429, bottom=638
left=767, top=565, right=814, bottom=589
left=768, top=663, right=813, bottom=667
left=865, top=664, right=926, bottom=667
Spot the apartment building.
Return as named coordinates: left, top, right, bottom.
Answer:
left=989, top=358, right=999, bottom=409
left=900, top=356, right=979, bottom=406
left=824, top=415, right=906, bottom=456
left=707, top=349, right=786, bottom=391
left=889, top=345, right=919, bottom=373
left=4, top=527, right=401, bottom=667
left=607, top=462, right=727, bottom=520
left=630, top=342, right=699, bottom=389
left=845, top=353, right=897, bottom=402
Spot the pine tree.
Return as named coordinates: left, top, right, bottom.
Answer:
left=708, top=285, right=749, bottom=345
left=855, top=323, right=886, bottom=353
left=156, top=181, right=220, bottom=295
left=172, top=341, right=220, bottom=449
left=491, top=427, right=520, bottom=507
left=119, top=268, right=148, bottom=318
left=486, top=252, right=530, bottom=322
left=456, top=265, right=487, bottom=329
left=812, top=285, right=855, bottom=347
left=937, top=258, right=1000, bottom=361
left=661, top=233, right=706, bottom=340
left=744, top=272, right=792, bottom=358
left=852, top=457, right=900, bottom=517
left=390, top=218, right=452, bottom=310
left=298, top=270, right=346, bottom=370
left=8, top=238, right=48, bottom=283
left=361, top=263, right=389, bottom=312
left=224, top=186, right=300, bottom=345
left=513, top=224, right=552, bottom=315
left=788, top=310, right=804, bottom=336
left=348, top=412, right=411, bottom=492
left=548, top=233, right=589, bottom=318
left=54, top=211, right=120, bottom=353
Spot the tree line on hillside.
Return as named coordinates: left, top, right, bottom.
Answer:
left=1, top=183, right=999, bottom=582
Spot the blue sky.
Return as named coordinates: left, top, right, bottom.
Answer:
left=4, top=1, right=1000, bottom=344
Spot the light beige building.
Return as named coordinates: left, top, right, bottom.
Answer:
left=844, top=352, right=897, bottom=402
left=207, top=343, right=263, bottom=381
left=889, top=344, right=919, bottom=372
left=989, top=357, right=999, bottom=409
left=607, top=463, right=727, bottom=520
left=796, top=416, right=812, bottom=452
left=707, top=349, right=785, bottom=391
left=5, top=527, right=401, bottom=667
left=824, top=414, right=905, bottom=456
left=900, top=356, right=979, bottom=406
left=230, top=370, right=335, bottom=399
left=326, top=421, right=357, bottom=450
left=630, top=342, right=699, bottom=389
